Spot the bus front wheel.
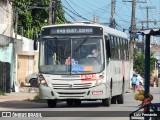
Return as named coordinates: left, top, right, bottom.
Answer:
left=73, top=100, right=81, bottom=106
left=102, top=98, right=110, bottom=106
left=47, top=99, right=57, bottom=108
left=66, top=100, right=74, bottom=106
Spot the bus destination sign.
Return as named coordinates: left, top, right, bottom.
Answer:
left=51, top=28, right=93, bottom=34
left=41, top=26, right=103, bottom=36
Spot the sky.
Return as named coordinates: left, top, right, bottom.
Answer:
left=61, top=0, right=160, bottom=35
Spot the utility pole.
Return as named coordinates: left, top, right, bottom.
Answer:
left=49, top=0, right=57, bottom=25
left=93, top=15, right=99, bottom=23
left=49, top=0, right=53, bottom=25
left=123, top=0, right=136, bottom=78
left=110, top=0, right=116, bottom=28
left=139, top=6, right=156, bottom=29
left=122, top=0, right=146, bottom=78
left=138, top=20, right=160, bottom=30
left=130, top=0, right=136, bottom=81
left=15, top=10, right=18, bottom=39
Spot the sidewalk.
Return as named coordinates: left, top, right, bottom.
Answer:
left=19, top=86, right=39, bottom=93
left=0, top=86, right=39, bottom=102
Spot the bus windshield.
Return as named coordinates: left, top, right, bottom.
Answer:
left=39, top=37, right=104, bottom=75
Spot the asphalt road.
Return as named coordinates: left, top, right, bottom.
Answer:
left=0, top=87, right=159, bottom=120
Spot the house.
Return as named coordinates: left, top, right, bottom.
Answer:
left=0, top=0, right=39, bottom=92
left=14, top=34, right=39, bottom=86
left=0, top=0, right=14, bottom=92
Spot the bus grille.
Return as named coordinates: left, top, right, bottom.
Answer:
left=57, top=92, right=87, bottom=98
left=52, top=83, right=92, bottom=89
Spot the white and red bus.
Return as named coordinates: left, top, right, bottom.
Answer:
left=35, top=22, right=130, bottom=108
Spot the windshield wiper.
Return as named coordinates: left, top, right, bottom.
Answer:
left=46, top=38, right=65, bottom=59
left=74, top=37, right=89, bottom=52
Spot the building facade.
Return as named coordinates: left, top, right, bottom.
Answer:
left=0, top=0, right=39, bottom=91
left=0, top=0, right=14, bottom=92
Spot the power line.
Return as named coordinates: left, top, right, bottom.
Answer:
left=63, top=6, right=92, bottom=22
left=64, top=0, right=79, bottom=15
left=139, top=6, right=156, bottom=29
left=63, top=10, right=77, bottom=21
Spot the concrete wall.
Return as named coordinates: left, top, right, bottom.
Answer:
left=0, top=42, right=14, bottom=90
left=15, top=34, right=39, bottom=73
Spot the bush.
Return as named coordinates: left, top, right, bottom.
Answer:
left=33, top=94, right=47, bottom=103
left=0, top=89, right=5, bottom=96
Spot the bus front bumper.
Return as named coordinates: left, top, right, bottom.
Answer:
left=39, top=83, right=110, bottom=100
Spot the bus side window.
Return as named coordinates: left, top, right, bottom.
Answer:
left=105, top=35, right=111, bottom=59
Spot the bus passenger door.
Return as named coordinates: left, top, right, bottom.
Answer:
left=105, top=35, right=111, bottom=61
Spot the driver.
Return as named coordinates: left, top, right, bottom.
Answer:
left=86, top=49, right=99, bottom=58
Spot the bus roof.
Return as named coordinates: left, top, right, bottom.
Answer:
left=42, top=22, right=128, bottom=38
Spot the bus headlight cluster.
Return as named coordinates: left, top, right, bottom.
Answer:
left=39, top=74, right=48, bottom=86
left=95, top=79, right=103, bottom=86
left=95, top=75, right=104, bottom=86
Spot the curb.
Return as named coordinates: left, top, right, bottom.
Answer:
left=19, top=87, right=39, bottom=93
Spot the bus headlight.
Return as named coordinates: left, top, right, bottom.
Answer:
left=95, top=79, right=103, bottom=86
left=95, top=75, right=104, bottom=86
left=39, top=74, right=48, bottom=87
left=40, top=80, right=46, bottom=84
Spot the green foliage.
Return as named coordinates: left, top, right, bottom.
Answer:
left=33, top=94, right=47, bottom=103
left=0, top=89, right=5, bottom=96
left=13, top=0, right=66, bottom=39
left=133, top=50, right=157, bottom=78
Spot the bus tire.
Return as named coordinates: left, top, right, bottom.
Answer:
left=73, top=100, right=81, bottom=106
left=117, top=94, right=124, bottom=104
left=66, top=100, right=74, bottom=106
left=47, top=99, right=57, bottom=108
left=102, top=98, right=110, bottom=106
left=117, top=84, right=124, bottom=104
left=111, top=96, right=117, bottom=104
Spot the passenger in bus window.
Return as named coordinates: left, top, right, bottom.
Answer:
left=65, top=56, right=74, bottom=65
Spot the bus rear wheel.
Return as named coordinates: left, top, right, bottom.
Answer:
left=102, top=98, right=110, bottom=106
left=47, top=99, right=57, bottom=108
left=117, top=84, right=124, bottom=104
left=117, top=94, right=124, bottom=104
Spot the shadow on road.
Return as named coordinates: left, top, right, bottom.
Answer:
left=0, top=100, right=47, bottom=109
left=0, top=100, right=109, bottom=109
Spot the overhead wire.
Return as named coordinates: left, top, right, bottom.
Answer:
left=114, top=2, right=130, bottom=30
left=63, top=10, right=77, bottom=22
left=63, top=6, right=92, bottom=22
left=78, top=0, right=99, bottom=11
left=68, top=0, right=111, bottom=23
left=67, top=0, right=94, bottom=16
left=64, top=0, right=80, bottom=15
left=62, top=0, right=160, bottom=31
left=63, top=0, right=111, bottom=23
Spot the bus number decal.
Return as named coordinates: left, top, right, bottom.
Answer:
left=81, top=74, right=97, bottom=81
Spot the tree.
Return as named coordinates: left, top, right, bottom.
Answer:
left=12, top=0, right=66, bottom=39
left=133, top=50, right=157, bottom=78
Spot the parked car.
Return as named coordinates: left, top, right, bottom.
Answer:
left=25, top=73, right=38, bottom=87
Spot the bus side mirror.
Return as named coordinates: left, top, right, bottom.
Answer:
left=33, top=39, right=38, bottom=50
